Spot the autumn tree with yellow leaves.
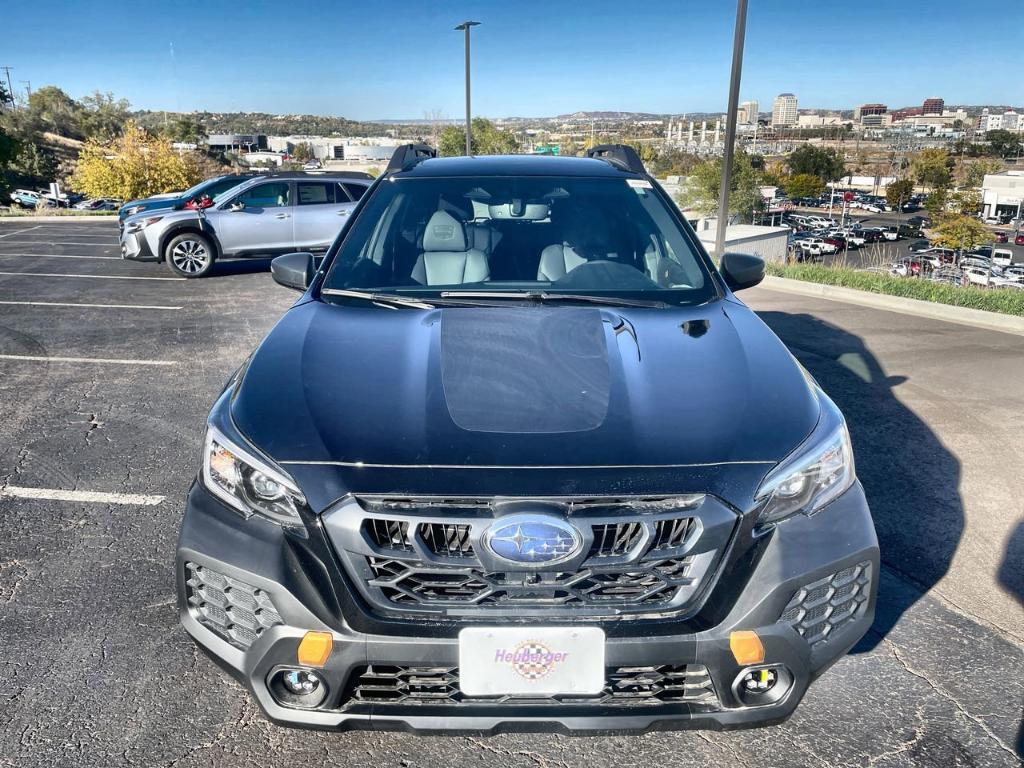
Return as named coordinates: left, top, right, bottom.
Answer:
left=70, top=121, right=201, bottom=201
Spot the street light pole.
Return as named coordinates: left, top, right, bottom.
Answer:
left=713, top=0, right=750, bottom=260
left=455, top=21, right=480, bottom=156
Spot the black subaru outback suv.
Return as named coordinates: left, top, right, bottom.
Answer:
left=177, top=144, right=878, bottom=733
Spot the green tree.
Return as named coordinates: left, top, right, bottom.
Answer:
left=781, top=173, right=824, bottom=198
left=161, top=115, right=205, bottom=144
left=923, top=187, right=949, bottom=221
left=910, top=148, right=953, bottom=189
left=77, top=91, right=131, bottom=140
left=984, top=129, right=1022, bottom=159
left=291, top=142, right=314, bottom=161
left=70, top=121, right=201, bottom=200
left=679, top=151, right=764, bottom=222
left=948, top=189, right=981, bottom=216
left=0, top=82, right=11, bottom=109
left=25, top=86, right=83, bottom=138
left=931, top=214, right=990, bottom=252
left=439, top=118, right=519, bottom=156
left=0, top=127, right=19, bottom=192
left=786, top=145, right=845, bottom=181
left=961, top=158, right=1003, bottom=188
left=885, top=178, right=915, bottom=210
left=10, top=141, right=58, bottom=184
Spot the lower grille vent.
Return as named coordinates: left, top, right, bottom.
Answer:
left=778, top=561, right=872, bottom=646
left=347, top=664, right=718, bottom=708
left=184, top=562, right=282, bottom=649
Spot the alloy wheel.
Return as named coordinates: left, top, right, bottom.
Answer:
left=171, top=239, right=210, bottom=274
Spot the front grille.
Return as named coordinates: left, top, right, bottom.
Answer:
left=184, top=562, right=282, bottom=649
left=325, top=495, right=739, bottom=620
left=347, top=664, right=718, bottom=708
left=778, top=561, right=872, bottom=646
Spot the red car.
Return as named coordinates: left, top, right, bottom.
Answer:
left=1016, top=234, right=1024, bottom=246
left=993, top=232, right=1008, bottom=243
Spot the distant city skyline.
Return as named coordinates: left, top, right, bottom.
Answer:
left=3, top=0, right=1021, bottom=120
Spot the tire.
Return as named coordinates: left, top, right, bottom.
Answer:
left=165, top=232, right=216, bottom=278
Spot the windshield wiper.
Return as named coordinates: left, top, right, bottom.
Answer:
left=321, top=289, right=440, bottom=309
left=439, top=290, right=669, bottom=308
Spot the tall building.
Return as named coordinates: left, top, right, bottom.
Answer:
left=739, top=100, right=759, bottom=125
left=922, top=98, right=944, bottom=115
left=772, top=93, right=798, bottom=127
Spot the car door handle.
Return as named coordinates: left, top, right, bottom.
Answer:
left=337, top=209, right=350, bottom=216
left=275, top=213, right=290, bottom=219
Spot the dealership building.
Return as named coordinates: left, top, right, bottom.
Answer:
left=981, top=170, right=1024, bottom=221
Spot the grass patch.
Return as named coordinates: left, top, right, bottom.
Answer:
left=766, top=263, right=1024, bottom=317
left=0, top=208, right=117, bottom=217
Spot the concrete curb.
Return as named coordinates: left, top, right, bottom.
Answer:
left=758, top=275, right=1024, bottom=337
left=0, top=215, right=117, bottom=222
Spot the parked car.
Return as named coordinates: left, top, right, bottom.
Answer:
left=890, top=257, right=925, bottom=277
left=991, top=248, right=1014, bottom=267
left=74, top=197, right=122, bottom=211
left=121, top=171, right=374, bottom=277
left=800, top=237, right=838, bottom=255
left=9, top=189, right=42, bottom=208
left=992, top=231, right=1008, bottom=243
left=1015, top=234, right=1024, bottom=246
left=175, top=143, right=878, bottom=733
left=118, top=173, right=261, bottom=228
left=908, top=239, right=932, bottom=252
left=907, top=215, right=931, bottom=229
left=961, top=265, right=993, bottom=287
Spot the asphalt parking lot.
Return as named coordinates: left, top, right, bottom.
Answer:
left=0, top=218, right=1021, bottom=768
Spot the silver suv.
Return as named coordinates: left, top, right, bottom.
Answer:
left=120, top=172, right=373, bottom=277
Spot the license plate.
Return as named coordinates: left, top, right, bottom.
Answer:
left=458, top=626, right=605, bottom=697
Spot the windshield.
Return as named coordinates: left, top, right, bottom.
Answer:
left=321, top=176, right=716, bottom=305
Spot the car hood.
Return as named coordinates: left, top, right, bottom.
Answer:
left=230, top=300, right=820, bottom=509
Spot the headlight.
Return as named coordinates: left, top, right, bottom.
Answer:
left=754, top=390, right=855, bottom=527
left=124, top=204, right=146, bottom=216
left=202, top=424, right=306, bottom=526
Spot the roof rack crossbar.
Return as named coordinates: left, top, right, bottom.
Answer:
left=386, top=143, right=438, bottom=173
left=585, top=144, right=646, bottom=175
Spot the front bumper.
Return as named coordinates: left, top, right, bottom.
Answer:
left=120, top=228, right=158, bottom=262
left=176, top=481, right=879, bottom=734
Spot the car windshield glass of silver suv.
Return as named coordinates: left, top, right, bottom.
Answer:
left=321, top=176, right=714, bottom=305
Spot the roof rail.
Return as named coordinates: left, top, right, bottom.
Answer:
left=585, top=144, right=646, bottom=175
left=386, top=143, right=437, bottom=173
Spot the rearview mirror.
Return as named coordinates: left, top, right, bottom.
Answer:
left=720, top=252, right=765, bottom=292
left=271, top=252, right=315, bottom=292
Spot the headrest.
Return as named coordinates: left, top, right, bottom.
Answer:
left=423, top=210, right=466, bottom=252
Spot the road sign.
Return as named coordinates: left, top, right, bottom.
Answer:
left=843, top=191, right=854, bottom=203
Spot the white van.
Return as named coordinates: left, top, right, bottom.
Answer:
left=992, top=248, right=1014, bottom=267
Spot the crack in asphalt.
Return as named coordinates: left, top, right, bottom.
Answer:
left=885, top=639, right=1021, bottom=761
left=462, top=736, right=573, bottom=768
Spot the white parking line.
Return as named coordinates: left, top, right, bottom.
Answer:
left=0, top=253, right=120, bottom=260
left=0, top=485, right=165, bottom=506
left=0, top=300, right=182, bottom=310
left=0, top=354, right=178, bottom=366
left=0, top=226, right=42, bottom=238
left=0, top=271, right=184, bottom=281
left=0, top=240, right=120, bottom=246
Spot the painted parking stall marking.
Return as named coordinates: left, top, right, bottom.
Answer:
left=0, top=271, right=184, bottom=281
left=0, top=485, right=165, bottom=506
left=0, top=354, right=178, bottom=366
left=0, top=300, right=182, bottom=310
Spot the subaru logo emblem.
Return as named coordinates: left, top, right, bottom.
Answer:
left=483, top=514, right=583, bottom=566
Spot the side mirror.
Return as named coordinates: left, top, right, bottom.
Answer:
left=720, top=252, right=765, bottom=292
left=271, top=252, right=315, bottom=291
left=228, top=200, right=245, bottom=212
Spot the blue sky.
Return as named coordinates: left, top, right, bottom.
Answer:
left=4, top=0, right=1020, bottom=119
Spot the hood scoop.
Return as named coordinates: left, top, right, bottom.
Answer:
left=440, top=307, right=611, bottom=434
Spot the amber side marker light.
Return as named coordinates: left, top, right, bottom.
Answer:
left=297, top=631, right=333, bottom=667
left=729, top=630, right=765, bottom=665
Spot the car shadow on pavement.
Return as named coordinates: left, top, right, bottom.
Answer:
left=756, top=312, right=964, bottom=655
left=207, top=258, right=275, bottom=277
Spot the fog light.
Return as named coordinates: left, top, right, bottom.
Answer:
left=740, top=667, right=777, bottom=693
left=282, top=669, right=321, bottom=695
left=732, top=664, right=793, bottom=708
left=268, top=667, right=328, bottom=709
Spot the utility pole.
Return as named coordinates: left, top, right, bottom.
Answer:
left=454, top=21, right=480, bottom=156
left=713, top=0, right=749, bottom=259
left=0, top=67, right=13, bottom=108
left=20, top=80, right=31, bottom=102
